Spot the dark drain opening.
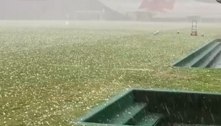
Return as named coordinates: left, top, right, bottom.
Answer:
left=79, top=89, right=221, bottom=126
left=174, top=39, right=221, bottom=68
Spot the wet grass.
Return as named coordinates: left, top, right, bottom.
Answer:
left=1, top=22, right=221, bottom=126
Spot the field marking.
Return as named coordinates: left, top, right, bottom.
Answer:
left=47, top=64, right=81, bottom=67
left=115, top=68, right=153, bottom=72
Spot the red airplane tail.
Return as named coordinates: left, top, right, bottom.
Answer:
left=140, top=0, right=175, bottom=12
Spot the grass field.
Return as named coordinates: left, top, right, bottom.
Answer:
left=1, top=21, right=221, bottom=126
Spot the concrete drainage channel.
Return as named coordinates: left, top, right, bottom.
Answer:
left=174, top=39, right=221, bottom=68
left=78, top=89, right=221, bottom=126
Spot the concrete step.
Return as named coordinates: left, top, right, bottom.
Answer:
left=106, top=102, right=147, bottom=124
left=187, top=42, right=220, bottom=67
left=192, top=43, right=221, bottom=68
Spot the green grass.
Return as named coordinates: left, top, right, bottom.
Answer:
left=1, top=21, right=221, bottom=126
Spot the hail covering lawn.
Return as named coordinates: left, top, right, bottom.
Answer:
left=0, top=21, right=221, bottom=126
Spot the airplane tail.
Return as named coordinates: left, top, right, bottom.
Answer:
left=139, top=0, right=175, bottom=12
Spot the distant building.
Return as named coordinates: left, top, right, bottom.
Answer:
left=0, top=0, right=176, bottom=20
left=0, top=0, right=221, bottom=21
left=0, top=0, right=127, bottom=20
